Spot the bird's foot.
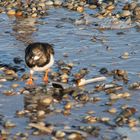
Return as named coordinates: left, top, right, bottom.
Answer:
left=43, top=69, right=51, bottom=84
left=26, top=78, right=34, bottom=85
left=43, top=76, right=48, bottom=84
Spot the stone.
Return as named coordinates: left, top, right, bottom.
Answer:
left=121, top=10, right=131, bottom=17
left=7, top=9, right=16, bottom=15
left=46, top=1, right=54, bottom=6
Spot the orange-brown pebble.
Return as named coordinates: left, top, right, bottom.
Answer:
left=63, top=110, right=71, bottom=115
left=106, top=5, right=115, bottom=11
left=64, top=102, right=72, bottom=110
left=77, top=6, right=84, bottom=13
left=16, top=11, right=23, bottom=16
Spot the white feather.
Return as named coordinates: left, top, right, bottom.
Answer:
left=31, top=54, right=54, bottom=72
left=34, top=56, right=40, bottom=60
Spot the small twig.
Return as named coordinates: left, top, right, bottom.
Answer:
left=51, top=76, right=107, bottom=90
left=78, top=76, right=106, bottom=86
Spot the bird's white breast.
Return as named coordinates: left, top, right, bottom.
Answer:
left=32, top=54, right=54, bottom=72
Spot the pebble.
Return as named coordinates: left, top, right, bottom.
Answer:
left=46, top=1, right=54, bottom=6
left=77, top=6, right=84, bottom=13
left=120, top=52, right=129, bottom=59
left=97, top=14, right=104, bottom=19
left=100, top=117, right=110, bottom=122
left=15, top=132, right=29, bottom=138
left=60, top=73, right=69, bottom=83
left=11, top=83, right=19, bottom=88
left=39, top=96, right=53, bottom=106
left=122, top=92, right=131, bottom=98
left=64, top=102, right=72, bottom=110
left=68, top=133, right=83, bottom=140
left=22, top=90, right=30, bottom=94
left=67, top=4, right=74, bottom=10
left=89, top=5, right=97, bottom=9
left=16, top=110, right=27, bottom=117
left=54, top=0, right=63, bottom=6
left=129, top=2, right=137, bottom=10
left=106, top=4, right=115, bottom=11
left=109, top=92, right=130, bottom=100
left=63, top=109, right=71, bottom=115
left=115, top=107, right=137, bottom=126
left=75, top=94, right=89, bottom=102
left=121, top=10, right=131, bottom=17
left=116, top=69, right=126, bottom=76
left=0, top=129, right=9, bottom=138
left=128, top=118, right=138, bottom=128
left=4, top=120, right=16, bottom=128
left=134, top=6, right=140, bottom=20
left=129, top=82, right=140, bottom=89
left=55, top=130, right=66, bottom=138
left=26, top=104, right=37, bottom=111
left=21, top=73, right=29, bottom=81
left=108, top=108, right=117, bottom=114
left=31, top=13, right=38, bottom=18
left=84, top=115, right=97, bottom=123
left=13, top=57, right=23, bottom=64
left=38, top=2, right=46, bottom=7
left=91, top=97, right=101, bottom=103
left=75, top=18, right=86, bottom=25
left=15, top=10, right=23, bottom=17
left=99, top=67, right=108, bottom=74
left=3, top=90, right=16, bottom=96
left=4, top=69, right=16, bottom=75
left=32, top=131, right=40, bottom=135
left=0, top=78, right=7, bottom=82
left=37, top=110, right=46, bottom=118
left=0, top=8, right=3, bottom=13
left=61, top=67, right=71, bottom=75
left=87, top=110, right=95, bottom=115
left=7, top=9, right=16, bottom=15
left=113, top=69, right=128, bottom=82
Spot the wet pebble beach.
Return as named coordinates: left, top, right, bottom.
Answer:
left=0, top=0, right=140, bottom=139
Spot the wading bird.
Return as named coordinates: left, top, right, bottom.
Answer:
left=25, top=42, right=54, bottom=85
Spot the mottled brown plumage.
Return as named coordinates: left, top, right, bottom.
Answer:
left=25, top=42, right=54, bottom=68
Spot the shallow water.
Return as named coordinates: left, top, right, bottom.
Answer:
left=0, top=7, right=140, bottom=139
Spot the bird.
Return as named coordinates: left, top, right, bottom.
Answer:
left=25, top=42, right=54, bottom=85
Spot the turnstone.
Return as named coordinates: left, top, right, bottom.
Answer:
left=25, top=42, right=54, bottom=85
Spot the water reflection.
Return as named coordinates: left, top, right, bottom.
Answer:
left=12, top=17, right=37, bottom=45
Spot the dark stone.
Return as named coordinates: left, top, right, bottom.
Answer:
left=99, top=67, right=108, bottom=74
left=13, top=57, right=23, bottom=64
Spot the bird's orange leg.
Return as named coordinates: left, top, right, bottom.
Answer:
left=43, top=69, right=50, bottom=84
left=26, top=74, right=34, bottom=85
